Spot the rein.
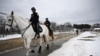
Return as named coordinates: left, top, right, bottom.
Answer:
left=11, top=15, right=31, bottom=37
left=21, top=23, right=31, bottom=37
left=9, top=15, right=14, bottom=30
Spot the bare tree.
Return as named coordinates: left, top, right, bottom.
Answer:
left=0, top=16, right=6, bottom=37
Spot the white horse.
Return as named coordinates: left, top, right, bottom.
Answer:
left=6, top=11, right=54, bottom=56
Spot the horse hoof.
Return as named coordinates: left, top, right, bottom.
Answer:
left=31, top=50, right=35, bottom=53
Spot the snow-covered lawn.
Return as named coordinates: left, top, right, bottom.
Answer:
left=54, top=31, right=75, bottom=35
left=0, top=32, right=61, bottom=41
left=0, top=34, right=21, bottom=41
left=0, top=32, right=73, bottom=41
left=48, top=31, right=100, bottom=56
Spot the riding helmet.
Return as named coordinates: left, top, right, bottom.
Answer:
left=31, top=7, right=36, bottom=11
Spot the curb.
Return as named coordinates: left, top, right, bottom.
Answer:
left=0, top=47, right=23, bottom=54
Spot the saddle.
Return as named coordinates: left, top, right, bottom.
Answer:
left=32, top=24, right=42, bottom=38
left=32, top=24, right=43, bottom=34
left=38, top=25, right=42, bottom=33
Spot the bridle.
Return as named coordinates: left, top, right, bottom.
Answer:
left=10, top=12, right=14, bottom=30
left=9, top=11, right=31, bottom=37
left=0, top=12, right=12, bottom=28
left=0, top=12, right=32, bottom=37
left=0, top=12, right=14, bottom=28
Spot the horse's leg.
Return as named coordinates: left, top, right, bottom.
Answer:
left=51, top=34, right=54, bottom=41
left=44, top=35, right=50, bottom=50
left=51, top=34, right=55, bottom=44
left=26, top=39, right=32, bottom=56
left=50, top=31, right=55, bottom=41
left=23, top=38, right=27, bottom=48
left=43, top=35, right=47, bottom=45
left=49, top=30, right=54, bottom=45
left=38, top=36, right=42, bottom=53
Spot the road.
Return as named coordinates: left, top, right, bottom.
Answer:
left=0, top=33, right=76, bottom=56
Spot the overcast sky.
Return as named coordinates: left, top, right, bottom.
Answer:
left=0, top=0, right=100, bottom=24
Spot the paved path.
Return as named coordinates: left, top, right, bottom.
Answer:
left=0, top=33, right=76, bottom=56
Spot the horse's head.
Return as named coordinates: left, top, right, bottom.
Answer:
left=6, top=11, right=17, bottom=30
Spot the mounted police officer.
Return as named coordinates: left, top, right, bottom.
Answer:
left=44, top=18, right=53, bottom=36
left=29, top=7, right=40, bottom=37
left=44, top=18, right=51, bottom=30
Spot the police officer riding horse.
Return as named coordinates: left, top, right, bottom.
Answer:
left=29, top=7, right=42, bottom=38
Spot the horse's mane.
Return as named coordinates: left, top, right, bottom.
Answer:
left=7, top=14, right=29, bottom=23
left=8, top=14, right=45, bottom=27
left=15, top=15, right=45, bottom=25
left=18, top=16, right=29, bottom=23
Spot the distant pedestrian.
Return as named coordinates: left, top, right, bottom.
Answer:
left=76, top=30, right=79, bottom=35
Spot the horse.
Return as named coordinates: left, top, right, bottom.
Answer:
left=6, top=11, right=54, bottom=56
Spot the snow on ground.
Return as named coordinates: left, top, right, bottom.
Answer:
left=0, top=34, right=21, bottom=41
left=54, top=31, right=75, bottom=35
left=94, top=28, right=100, bottom=30
left=78, top=31, right=96, bottom=38
left=48, top=31, right=100, bottom=56
left=54, top=32, right=61, bottom=35
left=0, top=31, right=71, bottom=41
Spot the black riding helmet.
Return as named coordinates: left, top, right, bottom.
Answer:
left=31, top=7, right=36, bottom=11
left=46, top=18, right=48, bottom=21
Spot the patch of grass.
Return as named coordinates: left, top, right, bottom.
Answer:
left=0, top=38, right=24, bottom=52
